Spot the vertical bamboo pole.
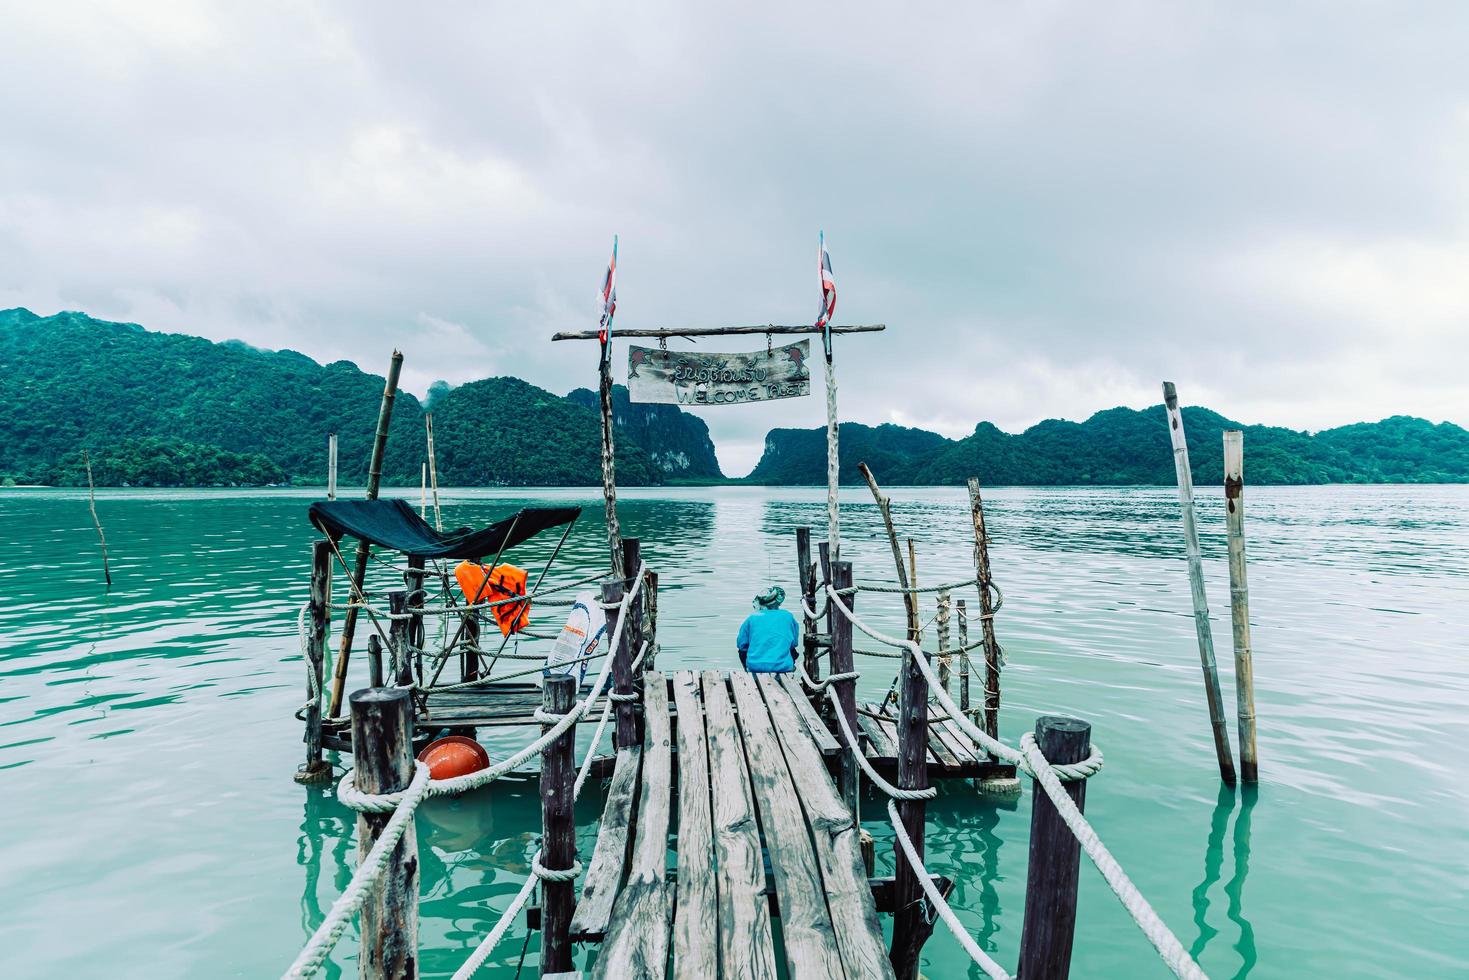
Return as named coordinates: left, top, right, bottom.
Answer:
left=82, top=449, right=112, bottom=589
left=425, top=413, right=442, bottom=532
left=328, top=351, right=404, bottom=718
left=645, top=570, right=659, bottom=666
left=1223, top=430, right=1260, bottom=784
left=327, top=433, right=338, bottom=500
left=957, top=599, right=971, bottom=718
left=388, top=592, right=411, bottom=687
left=1162, top=383, right=1237, bottom=785
left=295, top=539, right=334, bottom=784
left=829, top=561, right=860, bottom=820
left=540, top=674, right=577, bottom=974
left=936, top=589, right=952, bottom=695
left=824, top=343, right=841, bottom=563
left=419, top=464, right=426, bottom=518
left=406, top=557, right=426, bottom=686
left=598, top=348, right=624, bottom=576
left=367, top=635, right=384, bottom=688
left=350, top=688, right=418, bottom=979
left=1018, top=716, right=1091, bottom=980
left=965, top=479, right=1004, bottom=746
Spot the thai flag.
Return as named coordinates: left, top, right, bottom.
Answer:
left=815, top=231, right=836, bottom=356
left=598, top=235, right=618, bottom=363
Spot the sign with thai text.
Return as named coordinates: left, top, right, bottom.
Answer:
left=627, top=341, right=811, bottom=406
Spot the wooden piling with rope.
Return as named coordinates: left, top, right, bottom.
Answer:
left=796, top=526, right=820, bottom=682
left=1018, top=716, right=1092, bottom=980
left=890, top=595, right=934, bottom=980
left=295, top=539, right=334, bottom=784
left=603, top=579, right=640, bottom=750
left=350, top=687, right=418, bottom=979
left=829, top=560, right=860, bottom=819
left=540, top=673, right=578, bottom=975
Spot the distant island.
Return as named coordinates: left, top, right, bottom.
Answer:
left=4, top=308, right=1466, bottom=488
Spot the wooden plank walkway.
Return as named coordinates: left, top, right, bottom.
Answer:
left=573, top=670, right=891, bottom=978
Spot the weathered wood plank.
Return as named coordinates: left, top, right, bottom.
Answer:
left=935, top=714, right=980, bottom=763
left=930, top=714, right=976, bottom=765
left=728, top=671, right=846, bottom=978
left=594, top=672, right=673, bottom=978
left=757, top=674, right=895, bottom=979
left=924, top=722, right=964, bottom=769
left=776, top=672, right=839, bottom=756
left=701, top=671, right=779, bottom=980
left=670, top=672, right=717, bottom=980
left=571, top=745, right=643, bottom=941
left=857, top=711, right=897, bottom=759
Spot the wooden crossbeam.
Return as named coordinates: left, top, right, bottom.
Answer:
left=551, top=323, right=885, bottom=341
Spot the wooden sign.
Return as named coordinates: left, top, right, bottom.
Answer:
left=627, top=340, right=811, bottom=406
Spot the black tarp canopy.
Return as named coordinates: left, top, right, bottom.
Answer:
left=309, top=498, right=581, bottom=559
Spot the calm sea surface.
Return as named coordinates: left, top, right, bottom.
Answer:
left=1, top=485, right=1465, bottom=978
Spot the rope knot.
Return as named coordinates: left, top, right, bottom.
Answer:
left=531, top=849, right=584, bottom=883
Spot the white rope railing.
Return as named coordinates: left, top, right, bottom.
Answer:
left=823, top=582, right=1208, bottom=980
left=283, top=567, right=648, bottom=978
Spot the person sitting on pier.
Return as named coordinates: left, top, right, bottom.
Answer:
left=736, top=586, right=800, bottom=673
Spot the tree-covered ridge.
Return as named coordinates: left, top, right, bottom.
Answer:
left=747, top=406, right=1469, bottom=486
left=0, top=309, right=677, bottom=487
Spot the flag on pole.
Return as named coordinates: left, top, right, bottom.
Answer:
left=598, top=235, right=618, bottom=365
left=815, top=231, right=836, bottom=358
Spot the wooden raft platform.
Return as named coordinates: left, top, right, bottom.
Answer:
left=572, top=669, right=895, bottom=978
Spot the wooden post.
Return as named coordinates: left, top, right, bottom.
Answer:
left=406, top=557, right=426, bottom=687
left=796, top=527, right=820, bottom=682
left=367, top=635, right=384, bottom=688
left=889, top=599, right=932, bottom=980
left=1018, top=716, right=1092, bottom=980
left=906, top=539, right=920, bottom=644
left=965, top=479, right=1005, bottom=747
left=1162, top=383, right=1237, bottom=785
left=598, top=346, right=624, bottom=577
left=957, top=599, right=970, bottom=718
left=82, top=449, right=112, bottom=589
left=419, top=463, right=426, bottom=518
left=328, top=350, right=404, bottom=718
left=462, top=610, right=480, bottom=684
left=327, top=433, right=338, bottom=500
left=645, top=570, right=659, bottom=666
left=936, top=589, right=951, bottom=695
left=540, top=674, right=577, bottom=975
left=829, top=561, right=860, bottom=821
left=824, top=344, right=841, bottom=563
left=389, top=592, right=411, bottom=687
left=622, top=537, right=644, bottom=669
left=603, top=579, right=639, bottom=749
left=296, top=540, right=334, bottom=784
left=350, top=688, right=418, bottom=979
left=1223, top=431, right=1260, bottom=784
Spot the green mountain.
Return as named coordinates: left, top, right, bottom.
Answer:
left=566, top=385, right=723, bottom=479
left=747, top=407, right=1469, bottom=486
left=0, top=309, right=703, bottom=487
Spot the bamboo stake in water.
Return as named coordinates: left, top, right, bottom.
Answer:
left=327, top=433, right=337, bottom=500
left=419, top=463, right=426, bottom=518
left=83, top=449, right=111, bottom=589
left=425, top=412, right=442, bottom=532
left=1223, top=430, right=1260, bottom=784
left=1163, top=382, right=1237, bottom=785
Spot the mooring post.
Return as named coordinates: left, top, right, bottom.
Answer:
left=462, top=610, right=480, bottom=684
left=1018, top=716, right=1092, bottom=980
left=406, top=556, right=426, bottom=686
left=796, top=527, right=820, bottom=682
left=350, top=688, right=418, bottom=979
left=1223, top=431, right=1260, bottom=783
left=622, top=537, right=645, bottom=670
left=957, top=599, right=971, bottom=719
left=388, top=592, right=411, bottom=687
left=602, top=579, right=639, bottom=750
left=329, top=350, right=404, bottom=719
left=965, top=479, right=1005, bottom=747
left=540, top=673, right=577, bottom=975
left=296, top=540, right=334, bottom=784
left=890, top=605, right=933, bottom=980
left=829, top=561, right=861, bottom=820
left=936, top=588, right=952, bottom=695
left=367, top=635, right=385, bottom=688
left=645, top=570, right=660, bottom=665
left=1162, top=383, right=1237, bottom=785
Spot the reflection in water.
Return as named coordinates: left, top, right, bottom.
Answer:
left=298, top=786, right=352, bottom=980
left=1190, top=784, right=1258, bottom=978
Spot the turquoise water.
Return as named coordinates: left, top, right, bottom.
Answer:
left=1, top=485, right=1466, bottom=978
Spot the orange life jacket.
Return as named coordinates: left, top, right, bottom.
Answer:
left=454, top=561, right=531, bottom=636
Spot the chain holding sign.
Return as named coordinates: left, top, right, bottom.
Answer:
left=627, top=340, right=811, bottom=406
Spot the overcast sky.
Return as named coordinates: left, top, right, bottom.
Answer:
left=4, top=2, right=1467, bottom=475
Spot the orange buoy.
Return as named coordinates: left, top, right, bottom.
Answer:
left=417, top=735, right=490, bottom=780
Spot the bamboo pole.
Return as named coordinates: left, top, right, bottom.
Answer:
left=796, top=527, right=820, bottom=682
left=419, top=463, right=426, bottom=518
left=825, top=342, right=841, bottom=563
left=82, top=449, right=111, bottom=589
left=1223, top=430, right=1260, bottom=784
left=598, top=347, right=623, bottom=575
left=1162, top=382, right=1237, bottom=785
left=965, top=479, right=1003, bottom=745
left=936, top=588, right=951, bottom=695
left=327, top=433, right=338, bottom=500
left=957, top=599, right=970, bottom=717
left=294, top=540, right=334, bottom=784
left=327, top=351, right=403, bottom=719
left=425, top=412, right=442, bottom=532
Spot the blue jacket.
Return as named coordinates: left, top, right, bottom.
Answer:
left=737, top=607, right=800, bottom=673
